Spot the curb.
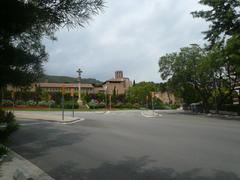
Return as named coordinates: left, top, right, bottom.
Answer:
left=141, top=111, right=162, bottom=118
left=17, top=117, right=85, bottom=125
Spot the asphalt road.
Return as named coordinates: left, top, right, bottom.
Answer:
left=10, top=111, right=240, bottom=180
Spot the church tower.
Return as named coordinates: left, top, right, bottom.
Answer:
left=115, top=71, right=123, bottom=79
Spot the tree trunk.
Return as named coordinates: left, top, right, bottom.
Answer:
left=202, top=98, right=210, bottom=113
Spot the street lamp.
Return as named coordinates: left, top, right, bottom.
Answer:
left=77, top=68, right=83, bottom=108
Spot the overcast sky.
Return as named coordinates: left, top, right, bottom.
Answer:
left=43, top=0, right=208, bottom=83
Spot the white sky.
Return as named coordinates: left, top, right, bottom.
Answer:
left=43, top=0, right=208, bottom=83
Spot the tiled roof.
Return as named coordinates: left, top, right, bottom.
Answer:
left=36, top=83, right=94, bottom=88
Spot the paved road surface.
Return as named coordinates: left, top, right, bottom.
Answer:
left=10, top=111, right=240, bottom=180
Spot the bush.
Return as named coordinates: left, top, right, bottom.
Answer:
left=0, top=109, right=19, bottom=158
left=49, top=100, right=56, bottom=107
left=113, top=102, right=124, bottom=108
left=132, top=103, right=140, bottom=109
left=170, top=104, right=180, bottom=109
left=26, top=100, right=37, bottom=106
left=154, top=99, right=171, bottom=110
left=220, top=104, right=240, bottom=115
left=124, top=103, right=133, bottom=109
left=0, top=145, right=8, bottom=158
left=38, top=101, right=49, bottom=106
left=88, top=101, right=106, bottom=109
left=15, top=100, right=25, bottom=106
left=64, top=101, right=78, bottom=109
left=1, top=99, right=13, bottom=106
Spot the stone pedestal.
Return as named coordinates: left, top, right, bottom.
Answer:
left=78, top=99, right=83, bottom=107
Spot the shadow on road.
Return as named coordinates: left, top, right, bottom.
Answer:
left=9, top=124, right=90, bottom=159
left=49, top=156, right=240, bottom=180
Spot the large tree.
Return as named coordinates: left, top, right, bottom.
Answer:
left=0, top=0, right=104, bottom=88
left=159, top=45, right=215, bottom=112
left=127, top=82, right=157, bottom=106
left=192, top=0, right=240, bottom=111
left=192, top=0, right=240, bottom=45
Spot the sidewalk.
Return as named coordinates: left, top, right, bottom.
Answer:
left=0, top=150, right=54, bottom=180
left=14, top=111, right=80, bottom=123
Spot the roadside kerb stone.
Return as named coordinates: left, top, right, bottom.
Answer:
left=14, top=112, right=80, bottom=122
left=141, top=110, right=163, bottom=118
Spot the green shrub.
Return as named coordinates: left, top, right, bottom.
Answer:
left=132, top=103, right=140, bottom=109
left=26, top=100, right=37, bottom=106
left=38, top=101, right=49, bottom=106
left=1, top=100, right=13, bottom=106
left=64, top=101, right=79, bottom=109
left=15, top=100, right=25, bottom=105
left=220, top=104, right=240, bottom=115
left=154, top=99, right=171, bottom=110
left=88, top=102, right=106, bottom=109
left=124, top=103, right=133, bottom=109
left=113, top=102, right=124, bottom=108
left=0, top=145, right=8, bottom=158
left=0, top=109, right=19, bottom=158
left=170, top=104, right=180, bottom=109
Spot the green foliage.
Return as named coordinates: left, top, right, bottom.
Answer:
left=63, top=101, right=79, bottom=109
left=159, top=42, right=240, bottom=113
left=159, top=45, right=210, bottom=109
left=83, top=93, right=106, bottom=103
left=0, top=0, right=104, bottom=88
left=220, top=104, right=240, bottom=114
left=0, top=145, right=8, bottom=158
left=192, top=0, right=240, bottom=45
left=1, top=100, right=13, bottom=107
left=127, top=82, right=157, bottom=106
left=87, top=101, right=105, bottom=109
left=0, top=109, right=19, bottom=157
left=153, top=98, right=170, bottom=110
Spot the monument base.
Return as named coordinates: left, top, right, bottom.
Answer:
left=77, top=99, right=84, bottom=108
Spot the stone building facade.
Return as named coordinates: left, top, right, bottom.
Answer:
left=103, top=71, right=132, bottom=95
left=7, top=71, right=131, bottom=95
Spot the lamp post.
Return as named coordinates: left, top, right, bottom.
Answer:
left=77, top=68, right=83, bottom=108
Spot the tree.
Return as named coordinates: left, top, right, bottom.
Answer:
left=159, top=43, right=240, bottom=113
left=127, top=82, right=157, bottom=106
left=0, top=0, right=104, bottom=88
left=159, top=45, right=215, bottom=112
left=133, top=80, right=136, bottom=87
left=192, top=0, right=240, bottom=112
left=192, top=0, right=240, bottom=45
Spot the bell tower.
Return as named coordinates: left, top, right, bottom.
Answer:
left=115, top=71, right=123, bottom=79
